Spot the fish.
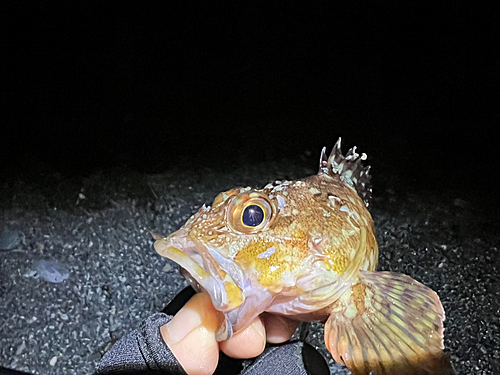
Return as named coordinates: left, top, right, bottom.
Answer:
left=153, top=138, right=447, bottom=375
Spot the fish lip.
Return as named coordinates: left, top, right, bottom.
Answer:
left=163, top=228, right=219, bottom=279
left=167, top=228, right=207, bottom=266
left=155, top=228, right=244, bottom=314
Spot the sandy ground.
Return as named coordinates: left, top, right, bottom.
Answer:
left=0, top=159, right=498, bottom=374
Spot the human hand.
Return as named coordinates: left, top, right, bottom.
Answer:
left=160, top=293, right=300, bottom=375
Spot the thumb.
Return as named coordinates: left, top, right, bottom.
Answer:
left=160, top=293, right=224, bottom=375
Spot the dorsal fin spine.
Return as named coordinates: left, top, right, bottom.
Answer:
left=318, top=137, right=372, bottom=206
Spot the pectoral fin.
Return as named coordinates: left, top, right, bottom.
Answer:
left=325, top=270, right=449, bottom=375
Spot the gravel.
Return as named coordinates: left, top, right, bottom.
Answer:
left=0, top=159, right=498, bottom=374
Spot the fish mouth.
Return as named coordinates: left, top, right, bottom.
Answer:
left=154, top=228, right=279, bottom=340
left=154, top=228, right=246, bottom=315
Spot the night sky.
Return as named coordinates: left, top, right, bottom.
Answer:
left=2, top=3, right=497, bottom=195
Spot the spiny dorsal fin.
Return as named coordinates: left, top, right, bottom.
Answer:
left=319, top=138, right=372, bottom=206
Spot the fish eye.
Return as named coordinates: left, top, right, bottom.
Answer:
left=227, top=191, right=275, bottom=233
left=242, top=204, right=265, bottom=227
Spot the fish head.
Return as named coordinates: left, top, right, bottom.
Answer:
left=154, top=186, right=281, bottom=313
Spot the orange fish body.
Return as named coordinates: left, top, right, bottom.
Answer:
left=154, top=139, right=446, bottom=375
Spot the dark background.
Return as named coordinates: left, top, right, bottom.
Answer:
left=1, top=4, right=499, bottom=374
left=2, top=3, right=498, bottom=195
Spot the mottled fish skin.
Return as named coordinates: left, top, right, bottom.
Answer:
left=154, top=138, right=447, bottom=375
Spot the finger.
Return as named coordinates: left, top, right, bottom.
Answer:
left=261, top=313, right=300, bottom=344
left=161, top=293, right=223, bottom=375
left=220, top=316, right=266, bottom=359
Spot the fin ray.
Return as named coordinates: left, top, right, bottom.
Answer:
left=319, top=137, right=372, bottom=206
left=325, top=270, right=448, bottom=375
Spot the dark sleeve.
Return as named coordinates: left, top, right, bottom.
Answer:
left=241, top=340, right=330, bottom=375
left=242, top=342, right=307, bottom=375
left=95, top=312, right=187, bottom=374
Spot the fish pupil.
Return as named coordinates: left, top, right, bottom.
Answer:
left=242, top=205, right=264, bottom=227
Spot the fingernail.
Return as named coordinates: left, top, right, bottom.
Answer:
left=162, top=293, right=222, bottom=347
left=265, top=315, right=297, bottom=343
left=251, top=318, right=266, bottom=343
left=163, top=305, right=202, bottom=346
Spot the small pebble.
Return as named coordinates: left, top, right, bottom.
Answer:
left=35, top=260, right=70, bottom=283
left=162, top=263, right=173, bottom=272
left=0, top=226, right=20, bottom=250
left=16, top=341, right=26, bottom=356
